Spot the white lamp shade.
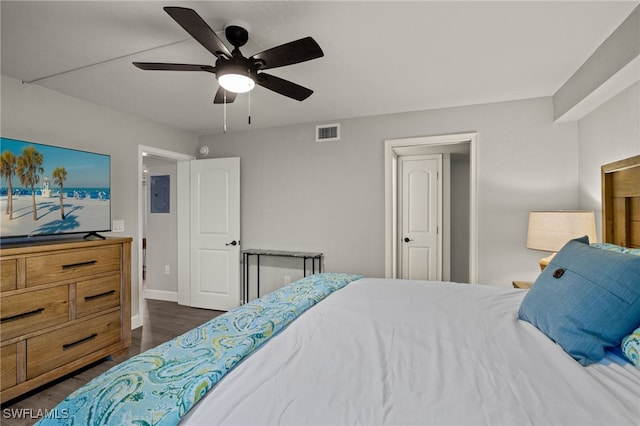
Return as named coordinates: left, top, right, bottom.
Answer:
left=527, top=210, right=597, bottom=252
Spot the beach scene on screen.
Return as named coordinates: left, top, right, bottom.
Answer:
left=0, top=138, right=110, bottom=237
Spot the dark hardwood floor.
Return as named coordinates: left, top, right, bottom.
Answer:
left=1, top=300, right=223, bottom=426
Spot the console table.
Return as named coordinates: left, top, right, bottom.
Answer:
left=241, top=249, right=323, bottom=304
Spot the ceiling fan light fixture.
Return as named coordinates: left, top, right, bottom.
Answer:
left=218, top=73, right=255, bottom=93
left=217, top=62, right=255, bottom=94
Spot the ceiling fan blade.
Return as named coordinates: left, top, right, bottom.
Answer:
left=250, top=37, right=324, bottom=70
left=213, top=87, right=237, bottom=104
left=257, top=73, right=313, bottom=101
left=133, top=62, right=215, bottom=73
left=163, top=7, right=232, bottom=58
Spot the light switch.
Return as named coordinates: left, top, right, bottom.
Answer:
left=112, top=220, right=125, bottom=232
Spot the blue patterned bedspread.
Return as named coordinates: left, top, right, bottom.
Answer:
left=37, top=273, right=362, bottom=426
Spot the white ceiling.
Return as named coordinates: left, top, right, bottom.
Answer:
left=2, top=1, right=637, bottom=136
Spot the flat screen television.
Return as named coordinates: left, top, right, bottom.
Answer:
left=1, top=137, right=111, bottom=240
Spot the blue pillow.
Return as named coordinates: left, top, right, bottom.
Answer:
left=519, top=237, right=640, bottom=366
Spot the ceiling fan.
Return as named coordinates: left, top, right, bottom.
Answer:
left=133, top=7, right=324, bottom=104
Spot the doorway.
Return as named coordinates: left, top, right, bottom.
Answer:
left=136, top=145, right=194, bottom=329
left=384, top=132, right=478, bottom=283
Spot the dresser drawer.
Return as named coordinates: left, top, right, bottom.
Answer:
left=26, top=245, right=121, bottom=287
left=1, top=344, right=17, bottom=389
left=1, top=286, right=69, bottom=341
left=76, top=274, right=121, bottom=318
left=27, top=310, right=121, bottom=379
left=1, top=260, right=17, bottom=292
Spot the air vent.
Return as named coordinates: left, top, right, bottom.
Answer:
left=316, top=124, right=340, bottom=142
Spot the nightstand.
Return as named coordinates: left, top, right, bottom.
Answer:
left=512, top=280, right=533, bottom=289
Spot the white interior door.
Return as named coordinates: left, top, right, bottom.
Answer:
left=399, top=154, right=442, bottom=280
left=190, top=157, right=240, bottom=310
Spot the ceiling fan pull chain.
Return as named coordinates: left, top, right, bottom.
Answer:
left=248, top=90, right=252, bottom=125
left=223, top=90, right=227, bottom=133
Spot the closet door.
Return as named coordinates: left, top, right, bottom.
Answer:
left=190, top=157, right=241, bottom=310
left=399, top=154, right=442, bottom=281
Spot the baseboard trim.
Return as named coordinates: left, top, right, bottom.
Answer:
left=143, top=289, right=178, bottom=303
left=131, top=314, right=142, bottom=330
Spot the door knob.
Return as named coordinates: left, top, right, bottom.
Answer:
left=403, top=237, right=414, bottom=243
left=225, top=240, right=238, bottom=246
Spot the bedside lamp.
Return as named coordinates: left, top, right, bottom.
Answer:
left=526, top=210, right=597, bottom=270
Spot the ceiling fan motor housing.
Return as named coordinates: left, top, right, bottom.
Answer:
left=217, top=25, right=258, bottom=92
left=217, top=57, right=255, bottom=79
left=225, top=25, right=249, bottom=48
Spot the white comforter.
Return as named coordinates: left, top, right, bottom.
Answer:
left=182, top=278, right=640, bottom=425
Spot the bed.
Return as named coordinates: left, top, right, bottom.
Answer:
left=38, top=157, right=640, bottom=425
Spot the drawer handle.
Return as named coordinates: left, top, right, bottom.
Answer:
left=62, top=333, right=98, bottom=350
left=62, top=260, right=98, bottom=270
left=85, top=290, right=116, bottom=301
left=0, top=307, right=45, bottom=323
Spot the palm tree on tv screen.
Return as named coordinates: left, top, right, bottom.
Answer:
left=52, top=166, right=67, bottom=219
left=17, top=146, right=44, bottom=221
left=1, top=150, right=17, bottom=219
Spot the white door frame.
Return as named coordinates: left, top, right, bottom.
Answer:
left=136, top=145, right=195, bottom=329
left=384, top=132, right=478, bottom=283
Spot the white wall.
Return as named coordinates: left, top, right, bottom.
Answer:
left=577, top=81, right=640, bottom=235
left=200, top=96, right=579, bottom=287
left=1, top=74, right=198, bottom=324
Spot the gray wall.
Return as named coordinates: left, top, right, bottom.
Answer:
left=577, top=81, right=640, bottom=234
left=554, top=5, right=639, bottom=121
left=144, top=160, right=179, bottom=299
left=200, top=96, right=579, bottom=287
left=3, top=74, right=635, bottom=317
left=1, top=74, right=198, bottom=322
left=450, top=153, right=470, bottom=283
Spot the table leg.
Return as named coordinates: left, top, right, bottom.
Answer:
left=257, top=254, right=260, bottom=298
left=243, top=253, right=248, bottom=304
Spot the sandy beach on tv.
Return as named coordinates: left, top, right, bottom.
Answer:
left=0, top=194, right=110, bottom=237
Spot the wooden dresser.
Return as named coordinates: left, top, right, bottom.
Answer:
left=0, top=237, right=132, bottom=403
